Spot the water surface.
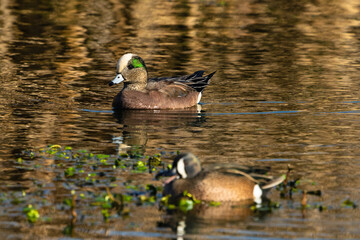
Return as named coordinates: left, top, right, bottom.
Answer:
left=0, top=0, right=360, bottom=238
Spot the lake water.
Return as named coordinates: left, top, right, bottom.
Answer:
left=1, top=0, right=360, bottom=239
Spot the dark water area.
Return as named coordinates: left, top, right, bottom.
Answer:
left=1, top=0, right=360, bottom=238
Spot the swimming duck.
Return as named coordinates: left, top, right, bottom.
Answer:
left=156, top=153, right=285, bottom=203
left=109, top=53, right=215, bottom=109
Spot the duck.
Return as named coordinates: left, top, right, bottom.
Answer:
left=109, top=53, right=216, bottom=109
left=156, top=153, right=286, bottom=203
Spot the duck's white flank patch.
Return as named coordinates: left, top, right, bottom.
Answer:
left=253, top=184, right=263, bottom=204
left=197, top=92, right=202, bottom=103
left=177, top=158, right=187, bottom=179
left=117, top=53, right=133, bottom=72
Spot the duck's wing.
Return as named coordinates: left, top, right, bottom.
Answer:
left=212, top=164, right=270, bottom=177
left=149, top=71, right=216, bottom=93
left=146, top=80, right=194, bottom=98
left=212, top=165, right=283, bottom=186
left=150, top=71, right=205, bottom=82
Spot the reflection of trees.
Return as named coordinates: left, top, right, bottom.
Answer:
left=0, top=0, right=358, bottom=152
left=0, top=0, right=19, bottom=157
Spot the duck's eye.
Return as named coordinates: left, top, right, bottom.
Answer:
left=128, top=64, right=134, bottom=70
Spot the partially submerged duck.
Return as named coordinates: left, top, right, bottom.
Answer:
left=157, top=153, right=285, bottom=203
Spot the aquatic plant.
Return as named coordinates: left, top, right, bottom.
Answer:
left=23, top=205, right=40, bottom=223
left=2, top=144, right=336, bottom=232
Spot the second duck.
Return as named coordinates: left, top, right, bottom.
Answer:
left=157, top=153, right=286, bottom=203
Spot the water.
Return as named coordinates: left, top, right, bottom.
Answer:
left=1, top=0, right=360, bottom=238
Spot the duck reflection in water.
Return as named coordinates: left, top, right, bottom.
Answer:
left=111, top=109, right=206, bottom=155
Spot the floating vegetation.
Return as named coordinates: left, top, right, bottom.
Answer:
left=341, top=199, right=357, bottom=209
left=160, top=190, right=224, bottom=213
left=250, top=200, right=280, bottom=212
left=23, top=205, right=40, bottom=223
left=209, top=201, right=221, bottom=207
left=64, top=167, right=76, bottom=177
left=1, top=144, right=352, bottom=235
left=7, top=145, right=170, bottom=225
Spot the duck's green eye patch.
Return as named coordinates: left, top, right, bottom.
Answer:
left=132, top=58, right=143, bottom=68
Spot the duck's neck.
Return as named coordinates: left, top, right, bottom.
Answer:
left=123, top=69, right=148, bottom=91
left=124, top=82, right=147, bottom=91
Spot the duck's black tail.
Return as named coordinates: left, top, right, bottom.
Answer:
left=184, top=71, right=216, bottom=92
left=150, top=71, right=216, bottom=92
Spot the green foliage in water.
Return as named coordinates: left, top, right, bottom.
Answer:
left=179, top=198, right=194, bottom=212
left=23, top=205, right=40, bottom=223
left=209, top=201, right=221, bottom=207
left=64, top=167, right=76, bottom=177
left=341, top=199, right=357, bottom=209
left=7, top=145, right=170, bottom=224
left=5, top=144, right=338, bottom=229
left=160, top=190, right=224, bottom=213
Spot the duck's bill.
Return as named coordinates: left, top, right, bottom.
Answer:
left=109, top=73, right=125, bottom=86
left=163, top=175, right=177, bottom=185
left=156, top=168, right=178, bottom=185
left=155, top=168, right=177, bottom=179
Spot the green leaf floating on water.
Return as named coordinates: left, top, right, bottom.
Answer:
left=179, top=198, right=194, bottom=212
left=209, top=201, right=221, bottom=207
left=96, top=154, right=109, bottom=159
left=23, top=205, right=40, bottom=223
left=149, top=154, right=162, bottom=166
left=101, top=209, right=110, bottom=222
left=64, top=167, right=76, bottom=177
left=134, top=161, right=148, bottom=172
left=341, top=199, right=357, bottom=208
left=183, top=190, right=201, bottom=204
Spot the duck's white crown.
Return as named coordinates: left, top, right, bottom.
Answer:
left=117, top=53, right=135, bottom=73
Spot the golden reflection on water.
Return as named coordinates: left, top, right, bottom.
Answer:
left=0, top=0, right=360, bottom=238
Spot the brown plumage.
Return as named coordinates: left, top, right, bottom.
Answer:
left=157, top=153, right=286, bottom=202
left=113, top=82, right=200, bottom=109
left=164, top=171, right=256, bottom=202
left=109, top=53, right=215, bottom=109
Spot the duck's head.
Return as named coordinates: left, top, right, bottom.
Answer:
left=156, top=153, right=202, bottom=183
left=109, top=53, right=148, bottom=88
